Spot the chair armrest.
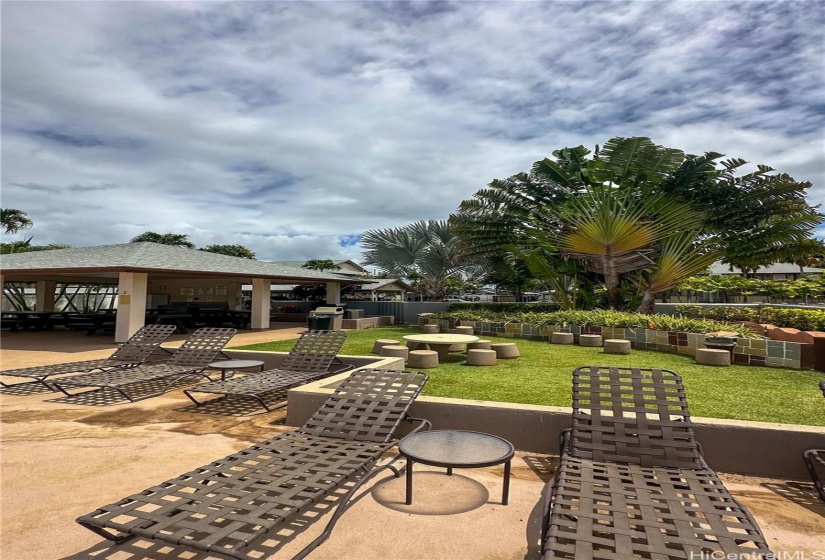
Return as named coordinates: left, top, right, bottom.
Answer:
left=404, top=416, right=432, bottom=435
left=559, top=428, right=572, bottom=455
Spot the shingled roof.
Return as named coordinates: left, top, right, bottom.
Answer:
left=0, top=243, right=359, bottom=283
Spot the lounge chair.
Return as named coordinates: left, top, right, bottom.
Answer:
left=541, top=365, right=772, bottom=559
left=183, top=329, right=353, bottom=411
left=51, top=327, right=236, bottom=402
left=802, top=381, right=825, bottom=502
left=77, top=368, right=429, bottom=559
left=0, top=324, right=177, bottom=390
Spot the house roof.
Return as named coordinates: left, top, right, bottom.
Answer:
left=355, top=279, right=412, bottom=291
left=708, top=261, right=823, bottom=275
left=0, top=243, right=361, bottom=284
left=271, top=260, right=368, bottom=275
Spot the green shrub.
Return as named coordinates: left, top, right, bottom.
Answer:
left=446, top=302, right=561, bottom=314
left=437, top=308, right=753, bottom=335
left=675, top=306, right=825, bottom=331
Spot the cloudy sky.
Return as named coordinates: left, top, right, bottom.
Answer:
left=2, top=1, right=823, bottom=263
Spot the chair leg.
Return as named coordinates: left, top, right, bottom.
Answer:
left=291, top=458, right=402, bottom=560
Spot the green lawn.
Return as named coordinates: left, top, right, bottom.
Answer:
left=234, top=325, right=825, bottom=427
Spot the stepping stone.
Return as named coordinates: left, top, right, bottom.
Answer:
left=696, top=348, right=731, bottom=366
left=551, top=332, right=574, bottom=345
left=466, top=349, right=497, bottom=366
left=468, top=340, right=492, bottom=351
left=603, top=339, right=632, bottom=355
left=408, top=349, right=439, bottom=369
left=372, top=339, right=399, bottom=354
left=379, top=345, right=409, bottom=361
left=490, top=343, right=520, bottom=359
left=579, top=334, right=603, bottom=347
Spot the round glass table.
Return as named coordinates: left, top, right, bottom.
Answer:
left=207, top=359, right=265, bottom=381
left=398, top=430, right=514, bottom=505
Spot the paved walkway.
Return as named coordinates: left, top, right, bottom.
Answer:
left=1, top=326, right=824, bottom=559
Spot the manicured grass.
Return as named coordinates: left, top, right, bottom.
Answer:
left=235, top=325, right=825, bottom=427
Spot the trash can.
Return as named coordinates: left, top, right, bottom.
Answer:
left=344, top=308, right=365, bottom=320
left=307, top=315, right=332, bottom=330
left=309, top=306, right=345, bottom=330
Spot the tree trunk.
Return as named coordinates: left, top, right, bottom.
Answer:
left=637, top=289, right=657, bottom=314
left=603, top=255, right=620, bottom=308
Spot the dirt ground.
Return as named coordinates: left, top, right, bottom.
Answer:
left=1, top=328, right=823, bottom=559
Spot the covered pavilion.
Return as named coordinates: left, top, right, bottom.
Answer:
left=0, top=242, right=360, bottom=341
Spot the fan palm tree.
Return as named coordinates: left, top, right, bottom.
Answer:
left=361, top=220, right=470, bottom=300
left=548, top=188, right=707, bottom=308
left=130, top=232, right=195, bottom=248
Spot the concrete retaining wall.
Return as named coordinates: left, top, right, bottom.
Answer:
left=286, top=371, right=825, bottom=480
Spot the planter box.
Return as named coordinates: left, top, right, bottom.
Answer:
left=423, top=317, right=811, bottom=370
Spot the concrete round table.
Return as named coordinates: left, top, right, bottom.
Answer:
left=402, top=333, right=479, bottom=360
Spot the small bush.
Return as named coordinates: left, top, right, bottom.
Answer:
left=675, top=306, right=825, bottom=331
left=437, top=308, right=753, bottom=336
left=446, top=302, right=561, bottom=314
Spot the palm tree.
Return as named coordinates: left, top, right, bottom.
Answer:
left=1, top=208, right=33, bottom=234
left=130, top=232, right=195, bottom=248
left=302, top=259, right=338, bottom=271
left=548, top=188, right=707, bottom=308
left=201, top=244, right=256, bottom=259
left=361, top=220, right=470, bottom=300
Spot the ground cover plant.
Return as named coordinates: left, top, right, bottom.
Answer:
left=235, top=325, right=825, bottom=427
left=675, top=305, right=825, bottom=332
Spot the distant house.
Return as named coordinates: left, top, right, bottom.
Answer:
left=242, top=260, right=409, bottom=301
left=708, top=262, right=822, bottom=281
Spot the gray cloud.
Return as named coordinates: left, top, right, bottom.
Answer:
left=1, top=0, right=822, bottom=261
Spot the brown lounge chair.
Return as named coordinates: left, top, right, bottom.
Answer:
left=802, top=380, right=825, bottom=502
left=0, top=324, right=177, bottom=390
left=51, top=327, right=236, bottom=402
left=183, top=329, right=353, bottom=411
left=541, top=365, right=772, bottom=559
left=77, top=368, right=429, bottom=559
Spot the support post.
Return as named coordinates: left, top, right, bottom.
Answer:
left=35, top=280, right=56, bottom=312
left=325, top=281, right=341, bottom=305
left=251, top=278, right=271, bottom=330
left=115, top=272, right=147, bottom=342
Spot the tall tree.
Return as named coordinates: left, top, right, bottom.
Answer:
left=201, top=244, right=256, bottom=259
left=452, top=136, right=821, bottom=310
left=1, top=208, right=33, bottom=234
left=130, top=232, right=195, bottom=248
left=361, top=220, right=470, bottom=300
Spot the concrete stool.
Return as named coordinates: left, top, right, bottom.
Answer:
left=372, top=339, right=400, bottom=354
left=408, top=350, right=439, bottom=369
left=696, top=348, right=731, bottom=366
left=379, top=345, right=409, bottom=361
left=422, top=324, right=440, bottom=334
left=551, top=332, right=574, bottom=345
left=490, top=343, right=520, bottom=359
left=603, top=339, right=632, bottom=355
left=467, top=349, right=497, bottom=366
left=468, top=340, right=492, bottom=351
left=454, top=326, right=475, bottom=335
left=406, top=341, right=430, bottom=351
left=579, top=334, right=603, bottom=347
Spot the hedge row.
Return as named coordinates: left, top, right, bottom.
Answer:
left=675, top=306, right=825, bottom=332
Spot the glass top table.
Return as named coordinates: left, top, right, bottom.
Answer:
left=398, top=430, right=514, bottom=505
left=207, top=359, right=265, bottom=381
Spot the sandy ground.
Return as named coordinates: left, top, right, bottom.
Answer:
left=1, top=328, right=824, bottom=559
